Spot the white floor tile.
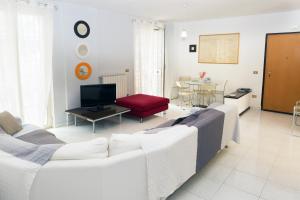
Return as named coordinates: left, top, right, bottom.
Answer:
left=182, top=174, right=223, bottom=200
left=212, top=185, right=259, bottom=200
left=168, top=190, right=205, bottom=200
left=225, top=170, right=266, bottom=196
left=261, top=182, right=300, bottom=200
left=235, top=157, right=273, bottom=179
left=211, top=151, right=242, bottom=168
left=201, top=163, right=233, bottom=184
left=268, top=166, right=300, bottom=190
left=243, top=149, right=277, bottom=164
left=222, top=142, right=250, bottom=157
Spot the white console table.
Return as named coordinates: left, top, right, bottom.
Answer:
left=224, top=92, right=251, bottom=115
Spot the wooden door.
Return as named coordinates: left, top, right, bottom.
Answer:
left=262, top=33, right=300, bottom=113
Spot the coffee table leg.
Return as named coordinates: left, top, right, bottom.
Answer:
left=119, top=114, right=122, bottom=123
left=93, top=121, right=95, bottom=133
left=74, top=116, right=77, bottom=126
left=66, top=114, right=69, bottom=127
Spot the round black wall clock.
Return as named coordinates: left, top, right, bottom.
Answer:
left=74, top=20, right=90, bottom=38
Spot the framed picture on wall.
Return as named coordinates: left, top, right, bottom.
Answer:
left=198, top=33, right=240, bottom=64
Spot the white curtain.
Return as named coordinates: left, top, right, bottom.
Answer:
left=0, top=0, right=54, bottom=127
left=133, top=19, right=165, bottom=96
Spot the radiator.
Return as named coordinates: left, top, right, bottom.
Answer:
left=99, top=74, right=128, bottom=98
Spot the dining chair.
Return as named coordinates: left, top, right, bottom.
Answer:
left=176, top=81, right=193, bottom=107
left=190, top=81, right=202, bottom=106
left=216, top=80, right=228, bottom=103
left=199, top=83, right=217, bottom=106
left=292, top=100, right=300, bottom=136
left=179, top=76, right=192, bottom=81
left=178, top=76, right=192, bottom=89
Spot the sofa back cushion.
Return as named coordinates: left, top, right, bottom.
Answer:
left=0, top=111, right=22, bottom=135
left=51, top=138, right=108, bottom=160
left=109, top=134, right=141, bottom=156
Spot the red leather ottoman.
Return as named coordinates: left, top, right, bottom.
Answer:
left=116, top=94, right=170, bottom=122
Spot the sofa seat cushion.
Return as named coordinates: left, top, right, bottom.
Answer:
left=116, top=94, right=169, bottom=112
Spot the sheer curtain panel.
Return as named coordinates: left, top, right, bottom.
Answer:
left=133, top=19, right=165, bottom=96
left=0, top=0, right=54, bottom=127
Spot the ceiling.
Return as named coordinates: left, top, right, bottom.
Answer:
left=61, top=0, right=300, bottom=21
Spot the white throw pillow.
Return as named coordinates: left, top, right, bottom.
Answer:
left=51, top=138, right=108, bottom=160
left=109, top=134, right=141, bottom=156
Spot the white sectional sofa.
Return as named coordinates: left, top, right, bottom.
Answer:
left=0, top=125, right=198, bottom=200
left=0, top=104, right=240, bottom=200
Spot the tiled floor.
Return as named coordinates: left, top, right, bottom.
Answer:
left=50, top=105, right=300, bottom=200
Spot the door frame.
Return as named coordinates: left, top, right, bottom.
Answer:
left=261, top=31, right=300, bottom=114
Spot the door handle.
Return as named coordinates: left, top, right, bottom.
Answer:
left=268, top=72, right=271, bottom=78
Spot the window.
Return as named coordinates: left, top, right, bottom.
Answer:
left=0, top=1, right=53, bottom=127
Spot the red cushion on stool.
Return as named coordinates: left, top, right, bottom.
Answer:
left=116, top=94, right=169, bottom=112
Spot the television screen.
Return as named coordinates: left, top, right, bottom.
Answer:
left=80, top=84, right=116, bottom=108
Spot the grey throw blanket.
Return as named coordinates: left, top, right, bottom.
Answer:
left=0, top=129, right=65, bottom=165
left=17, top=129, right=65, bottom=145
left=0, top=134, right=63, bottom=165
left=153, top=109, right=225, bottom=172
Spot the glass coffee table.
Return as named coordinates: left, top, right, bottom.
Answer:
left=65, top=104, right=131, bottom=133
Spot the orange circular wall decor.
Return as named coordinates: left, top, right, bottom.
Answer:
left=75, top=62, right=92, bottom=80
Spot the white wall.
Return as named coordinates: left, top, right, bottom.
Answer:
left=165, top=10, right=300, bottom=108
left=52, top=2, right=134, bottom=127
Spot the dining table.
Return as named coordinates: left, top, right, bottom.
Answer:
left=184, top=80, right=218, bottom=88
left=183, top=80, right=218, bottom=107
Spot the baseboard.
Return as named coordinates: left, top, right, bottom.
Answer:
left=239, top=107, right=250, bottom=116
left=53, top=122, right=66, bottom=128
left=53, top=120, right=73, bottom=128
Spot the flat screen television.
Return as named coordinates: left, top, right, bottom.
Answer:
left=80, top=84, right=116, bottom=109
